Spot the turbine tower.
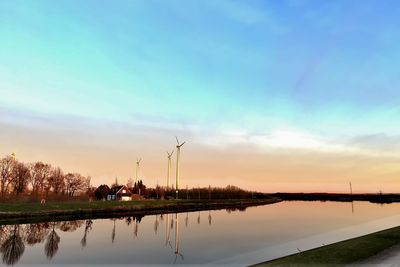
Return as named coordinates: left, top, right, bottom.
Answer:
left=175, top=137, right=186, bottom=199
left=166, top=150, right=174, bottom=191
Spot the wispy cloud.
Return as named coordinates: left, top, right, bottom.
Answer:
left=195, top=128, right=400, bottom=159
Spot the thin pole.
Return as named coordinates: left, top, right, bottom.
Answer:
left=136, top=163, right=138, bottom=183
left=167, top=157, right=171, bottom=191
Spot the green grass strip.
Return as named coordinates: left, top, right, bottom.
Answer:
left=254, top=225, right=400, bottom=267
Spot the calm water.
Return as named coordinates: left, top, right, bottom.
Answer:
left=1, top=201, right=400, bottom=266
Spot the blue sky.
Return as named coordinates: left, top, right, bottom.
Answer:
left=1, top=0, right=400, bottom=191
left=1, top=0, right=399, bottom=131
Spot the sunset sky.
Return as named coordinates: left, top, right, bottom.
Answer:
left=1, top=0, right=400, bottom=192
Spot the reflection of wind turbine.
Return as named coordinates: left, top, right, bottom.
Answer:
left=111, top=219, right=116, bottom=243
left=349, top=181, right=354, bottom=214
left=165, top=214, right=172, bottom=248
left=208, top=211, right=212, bottom=225
left=185, top=212, right=189, bottom=227
left=197, top=211, right=201, bottom=224
left=154, top=215, right=159, bottom=235
left=175, top=137, right=186, bottom=199
left=134, top=219, right=139, bottom=238
left=167, top=151, right=174, bottom=191
left=174, top=213, right=184, bottom=263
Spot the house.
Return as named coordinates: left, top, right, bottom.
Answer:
left=107, top=185, right=133, bottom=201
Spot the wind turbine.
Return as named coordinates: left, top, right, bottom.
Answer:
left=136, top=158, right=142, bottom=195
left=166, top=150, right=174, bottom=191
left=175, top=137, right=186, bottom=199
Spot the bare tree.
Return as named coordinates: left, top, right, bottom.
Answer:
left=65, top=173, right=86, bottom=197
left=29, top=162, right=51, bottom=197
left=47, top=167, right=65, bottom=195
left=127, top=178, right=133, bottom=189
left=85, top=176, right=92, bottom=194
left=0, top=155, right=15, bottom=198
left=10, top=162, right=30, bottom=196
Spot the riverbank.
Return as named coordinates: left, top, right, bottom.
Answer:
left=272, top=192, right=400, bottom=203
left=0, top=198, right=280, bottom=225
left=253, top=225, right=400, bottom=266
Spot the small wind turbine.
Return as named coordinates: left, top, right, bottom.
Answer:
left=166, top=150, right=174, bottom=191
left=175, top=137, right=186, bottom=199
left=136, top=158, right=142, bottom=195
left=135, top=158, right=142, bottom=183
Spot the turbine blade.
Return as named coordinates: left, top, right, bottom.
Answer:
left=181, top=141, right=186, bottom=146
left=176, top=136, right=179, bottom=144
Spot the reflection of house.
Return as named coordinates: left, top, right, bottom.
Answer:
left=107, top=185, right=133, bottom=201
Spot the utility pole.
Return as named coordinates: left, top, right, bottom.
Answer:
left=349, top=182, right=353, bottom=195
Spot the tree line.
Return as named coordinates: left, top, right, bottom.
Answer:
left=0, top=154, right=91, bottom=201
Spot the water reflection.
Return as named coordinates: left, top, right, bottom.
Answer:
left=81, top=220, right=93, bottom=248
left=111, top=219, right=116, bottom=243
left=3, top=201, right=399, bottom=265
left=173, top=213, right=183, bottom=264
left=154, top=214, right=159, bottom=235
left=45, top=223, right=60, bottom=259
left=0, top=213, right=193, bottom=265
left=1, top=225, right=24, bottom=265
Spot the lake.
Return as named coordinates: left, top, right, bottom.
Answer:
left=1, top=201, right=400, bottom=266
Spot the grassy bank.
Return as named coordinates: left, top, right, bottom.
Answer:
left=0, top=198, right=280, bottom=225
left=254, top=225, right=400, bottom=266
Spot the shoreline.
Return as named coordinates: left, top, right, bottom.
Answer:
left=0, top=198, right=280, bottom=225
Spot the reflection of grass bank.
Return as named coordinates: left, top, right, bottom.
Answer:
left=0, top=198, right=280, bottom=225
left=254, top=225, right=400, bottom=266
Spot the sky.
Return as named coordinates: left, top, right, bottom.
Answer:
left=1, top=0, right=400, bottom=192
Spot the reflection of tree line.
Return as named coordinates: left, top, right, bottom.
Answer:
left=0, top=220, right=84, bottom=265
left=0, top=208, right=248, bottom=265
